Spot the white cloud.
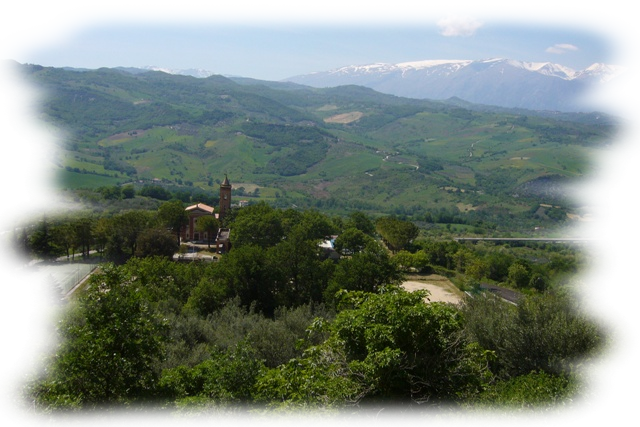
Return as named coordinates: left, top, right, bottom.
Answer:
left=437, top=16, right=483, bottom=37
left=546, top=43, right=580, bottom=54
left=9, top=24, right=24, bottom=34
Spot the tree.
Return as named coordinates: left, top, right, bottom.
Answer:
left=140, top=185, right=172, bottom=200
left=159, top=341, right=264, bottom=407
left=51, top=221, right=76, bottom=260
left=484, top=250, right=515, bottom=282
left=122, top=184, right=136, bottom=199
left=195, top=215, right=219, bottom=249
left=72, top=216, right=94, bottom=258
left=375, top=216, right=419, bottom=253
left=419, top=239, right=460, bottom=270
left=31, top=264, right=168, bottom=409
left=332, top=289, right=492, bottom=403
left=213, top=244, right=279, bottom=317
left=229, top=203, right=284, bottom=249
left=35, top=273, right=67, bottom=306
left=460, top=291, right=604, bottom=379
left=98, top=185, right=122, bottom=200
left=158, top=200, right=188, bottom=246
left=120, top=256, right=207, bottom=307
left=324, top=241, right=403, bottom=304
left=92, top=217, right=111, bottom=257
left=100, top=210, right=154, bottom=264
left=465, top=257, right=490, bottom=281
left=333, top=228, right=374, bottom=256
left=135, top=228, right=179, bottom=259
left=28, top=215, right=60, bottom=259
left=111, top=211, right=156, bottom=256
left=391, top=250, right=431, bottom=274
left=294, top=209, right=335, bottom=242
left=508, top=262, right=531, bottom=288
left=268, top=226, right=334, bottom=307
left=104, top=230, right=128, bottom=265
left=529, top=272, right=550, bottom=292
left=345, top=211, right=376, bottom=236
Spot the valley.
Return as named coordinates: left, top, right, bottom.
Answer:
left=17, top=62, right=618, bottom=234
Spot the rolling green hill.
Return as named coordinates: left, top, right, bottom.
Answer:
left=17, top=62, right=618, bottom=232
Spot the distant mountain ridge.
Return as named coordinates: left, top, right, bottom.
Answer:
left=284, top=58, right=625, bottom=112
left=133, top=65, right=218, bottom=78
left=56, top=65, right=219, bottom=78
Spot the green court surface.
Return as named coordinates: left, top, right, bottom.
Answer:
left=3, top=264, right=96, bottom=294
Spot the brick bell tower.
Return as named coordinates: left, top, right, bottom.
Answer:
left=219, top=174, right=232, bottom=220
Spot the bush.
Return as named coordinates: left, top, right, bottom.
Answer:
left=461, top=291, right=604, bottom=379
left=430, top=322, right=640, bottom=427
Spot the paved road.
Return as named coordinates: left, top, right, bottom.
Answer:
left=478, top=283, right=523, bottom=304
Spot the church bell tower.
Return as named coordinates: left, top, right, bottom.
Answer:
left=219, top=174, right=232, bottom=219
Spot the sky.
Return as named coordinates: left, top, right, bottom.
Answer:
left=0, top=0, right=640, bottom=80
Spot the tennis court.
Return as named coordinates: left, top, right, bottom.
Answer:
left=3, top=264, right=96, bottom=294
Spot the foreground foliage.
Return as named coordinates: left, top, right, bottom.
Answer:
left=31, top=265, right=168, bottom=409
left=24, top=207, right=605, bottom=413
left=27, top=266, right=603, bottom=413
left=255, top=289, right=493, bottom=409
left=461, top=291, right=603, bottom=379
left=433, top=321, right=640, bottom=426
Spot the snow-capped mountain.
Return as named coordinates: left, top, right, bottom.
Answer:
left=285, top=58, right=625, bottom=112
left=574, top=63, right=624, bottom=83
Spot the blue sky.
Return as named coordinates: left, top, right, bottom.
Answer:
left=2, top=1, right=635, bottom=86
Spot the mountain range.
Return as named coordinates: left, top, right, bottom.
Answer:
left=284, top=58, right=624, bottom=113
left=14, top=60, right=617, bottom=232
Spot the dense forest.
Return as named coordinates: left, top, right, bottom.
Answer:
left=19, top=201, right=605, bottom=414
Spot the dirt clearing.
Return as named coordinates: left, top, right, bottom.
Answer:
left=402, top=274, right=464, bottom=304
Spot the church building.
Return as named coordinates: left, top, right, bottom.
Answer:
left=180, top=175, right=232, bottom=253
